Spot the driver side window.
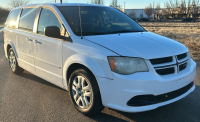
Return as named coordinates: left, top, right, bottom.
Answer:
left=37, top=8, right=61, bottom=35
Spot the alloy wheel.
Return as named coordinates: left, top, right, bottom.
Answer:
left=9, top=51, right=16, bottom=71
left=72, top=76, right=92, bottom=109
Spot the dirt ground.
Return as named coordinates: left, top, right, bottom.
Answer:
left=140, top=22, right=200, bottom=60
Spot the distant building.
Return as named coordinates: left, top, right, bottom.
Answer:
left=123, top=6, right=200, bottom=19
left=125, top=9, right=153, bottom=19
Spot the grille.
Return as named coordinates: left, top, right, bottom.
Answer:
left=151, top=53, right=189, bottom=76
left=156, top=67, right=175, bottom=75
left=156, top=82, right=193, bottom=102
left=179, top=62, right=187, bottom=71
left=127, top=82, right=194, bottom=106
left=177, top=53, right=187, bottom=60
left=150, top=56, right=173, bottom=65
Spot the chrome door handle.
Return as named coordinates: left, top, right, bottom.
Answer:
left=26, top=38, right=33, bottom=42
left=34, top=40, right=42, bottom=44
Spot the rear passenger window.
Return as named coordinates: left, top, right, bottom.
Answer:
left=19, top=8, right=38, bottom=31
left=37, top=8, right=61, bottom=35
left=6, top=9, right=21, bottom=29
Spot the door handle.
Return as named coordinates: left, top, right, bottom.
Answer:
left=26, top=37, right=33, bottom=42
left=34, top=40, right=42, bottom=44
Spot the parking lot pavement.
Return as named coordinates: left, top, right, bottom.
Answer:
left=0, top=27, right=200, bottom=122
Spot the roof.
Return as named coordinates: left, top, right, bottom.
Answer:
left=14, top=3, right=107, bottom=10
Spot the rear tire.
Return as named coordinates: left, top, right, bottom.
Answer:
left=8, top=48, right=24, bottom=74
left=69, top=67, right=104, bottom=116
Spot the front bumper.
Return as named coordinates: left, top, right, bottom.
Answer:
left=97, top=59, right=196, bottom=112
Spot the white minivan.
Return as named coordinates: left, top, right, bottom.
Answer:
left=4, top=3, right=196, bottom=115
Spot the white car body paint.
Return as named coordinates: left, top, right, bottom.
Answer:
left=3, top=3, right=196, bottom=113
left=84, top=32, right=188, bottom=59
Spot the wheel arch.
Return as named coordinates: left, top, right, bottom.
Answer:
left=6, top=44, right=12, bottom=57
left=62, top=54, right=106, bottom=90
left=6, top=41, right=18, bottom=58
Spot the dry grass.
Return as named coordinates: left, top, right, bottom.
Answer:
left=140, top=22, right=200, bottom=60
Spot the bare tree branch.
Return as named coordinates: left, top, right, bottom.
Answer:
left=144, top=3, right=153, bottom=18
left=110, top=0, right=122, bottom=9
left=191, top=0, right=199, bottom=19
left=180, top=0, right=187, bottom=15
left=187, top=0, right=192, bottom=17
left=8, top=0, right=30, bottom=8
left=154, top=3, right=161, bottom=19
left=128, top=10, right=136, bottom=20
left=91, top=0, right=104, bottom=5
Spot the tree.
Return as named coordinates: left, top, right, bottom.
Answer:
left=165, top=0, right=176, bottom=19
left=110, top=0, right=122, bottom=9
left=187, top=0, right=192, bottom=17
left=144, top=3, right=153, bottom=18
left=191, top=0, right=199, bottom=19
left=0, top=7, right=9, bottom=21
left=152, top=1, right=155, bottom=18
left=155, top=3, right=161, bottom=19
left=8, top=0, right=30, bottom=8
left=128, top=10, right=136, bottom=20
left=180, top=0, right=187, bottom=17
left=91, top=0, right=104, bottom=5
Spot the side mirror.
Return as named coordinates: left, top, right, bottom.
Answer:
left=44, top=26, right=60, bottom=38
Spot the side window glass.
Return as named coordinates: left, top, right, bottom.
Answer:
left=5, top=9, right=21, bottom=29
left=19, top=8, right=38, bottom=31
left=37, top=8, right=61, bottom=35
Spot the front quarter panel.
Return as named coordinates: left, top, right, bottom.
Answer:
left=62, top=37, right=118, bottom=89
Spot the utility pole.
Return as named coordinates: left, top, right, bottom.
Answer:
left=124, top=2, right=126, bottom=12
left=60, top=0, right=62, bottom=4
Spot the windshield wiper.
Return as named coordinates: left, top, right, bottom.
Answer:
left=80, top=30, right=144, bottom=36
left=110, top=30, right=143, bottom=34
left=82, top=31, right=108, bottom=36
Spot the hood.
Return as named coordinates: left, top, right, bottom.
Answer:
left=84, top=32, right=188, bottom=59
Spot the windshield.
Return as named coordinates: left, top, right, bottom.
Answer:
left=59, top=6, right=145, bottom=36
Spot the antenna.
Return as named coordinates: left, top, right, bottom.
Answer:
left=78, top=0, right=83, bottom=39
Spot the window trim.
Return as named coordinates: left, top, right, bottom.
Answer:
left=5, top=8, right=21, bottom=29
left=34, top=6, right=72, bottom=42
left=18, top=7, right=40, bottom=33
left=16, top=8, right=23, bottom=29
left=35, top=6, right=63, bottom=35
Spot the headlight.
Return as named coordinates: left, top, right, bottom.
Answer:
left=108, top=57, right=149, bottom=75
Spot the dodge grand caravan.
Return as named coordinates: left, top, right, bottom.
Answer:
left=4, top=3, right=196, bottom=115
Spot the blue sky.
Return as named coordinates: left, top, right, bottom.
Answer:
left=0, top=0, right=168, bottom=9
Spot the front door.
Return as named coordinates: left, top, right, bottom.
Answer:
left=33, top=8, right=63, bottom=87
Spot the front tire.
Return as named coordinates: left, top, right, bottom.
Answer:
left=69, top=67, right=104, bottom=116
left=8, top=48, right=24, bottom=74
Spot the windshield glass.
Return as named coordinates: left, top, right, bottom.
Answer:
left=59, top=6, right=145, bottom=36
